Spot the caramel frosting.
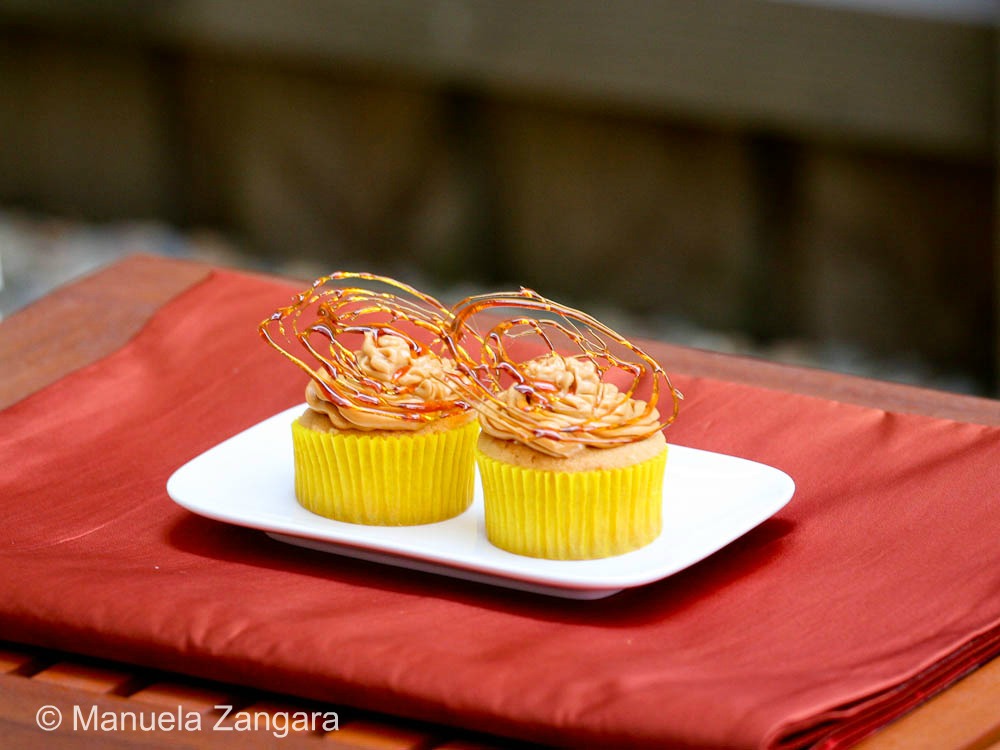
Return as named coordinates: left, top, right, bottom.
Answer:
left=477, top=353, right=662, bottom=457
left=305, top=332, right=463, bottom=431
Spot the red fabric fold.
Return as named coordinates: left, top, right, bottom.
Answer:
left=2, top=268, right=999, bottom=749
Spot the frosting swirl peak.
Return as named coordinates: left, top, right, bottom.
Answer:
left=306, top=332, right=462, bottom=431
left=478, top=353, right=662, bottom=457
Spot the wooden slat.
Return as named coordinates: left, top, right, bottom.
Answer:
left=31, top=661, right=140, bottom=696
left=213, top=699, right=328, bottom=738
left=0, top=646, right=43, bottom=676
left=129, top=680, right=242, bottom=714
left=0, top=0, right=992, bottom=158
left=332, top=718, right=437, bottom=749
left=856, top=658, right=1000, bottom=750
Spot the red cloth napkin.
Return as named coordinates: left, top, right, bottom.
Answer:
left=2, top=268, right=999, bottom=749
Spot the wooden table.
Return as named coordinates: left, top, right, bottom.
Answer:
left=2, top=254, right=999, bottom=749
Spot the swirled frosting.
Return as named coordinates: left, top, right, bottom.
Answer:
left=306, top=332, right=464, bottom=431
left=478, top=352, right=662, bottom=457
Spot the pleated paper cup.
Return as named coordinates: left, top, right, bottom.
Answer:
left=476, top=447, right=667, bottom=560
left=292, top=418, right=478, bottom=525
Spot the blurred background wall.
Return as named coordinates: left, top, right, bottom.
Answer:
left=0, top=0, right=997, bottom=394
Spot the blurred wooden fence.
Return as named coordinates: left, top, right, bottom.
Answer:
left=0, top=1, right=996, bottom=390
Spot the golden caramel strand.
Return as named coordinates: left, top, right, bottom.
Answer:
left=260, top=272, right=470, bottom=427
left=443, top=288, right=682, bottom=457
left=260, top=275, right=680, bottom=449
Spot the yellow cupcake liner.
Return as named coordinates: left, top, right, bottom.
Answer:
left=476, top=447, right=668, bottom=560
left=292, top=419, right=478, bottom=525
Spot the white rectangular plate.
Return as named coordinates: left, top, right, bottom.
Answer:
left=167, top=406, right=794, bottom=599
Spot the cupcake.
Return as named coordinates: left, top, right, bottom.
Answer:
left=260, top=273, right=477, bottom=525
left=446, top=289, right=681, bottom=559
